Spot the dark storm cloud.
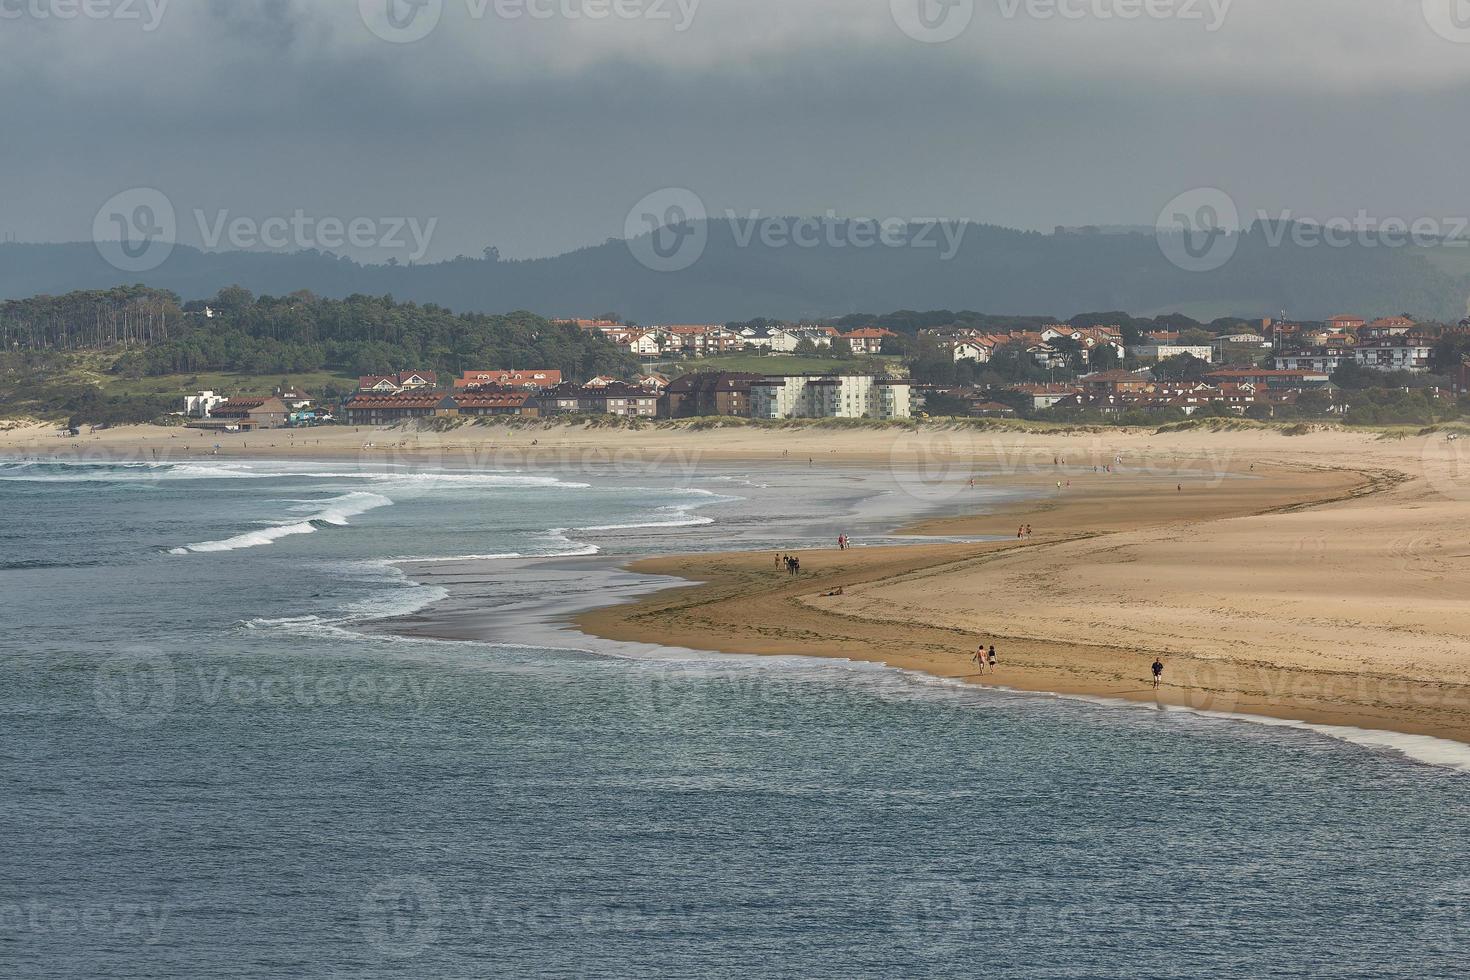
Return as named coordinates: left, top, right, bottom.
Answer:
left=3, top=0, right=1470, bottom=260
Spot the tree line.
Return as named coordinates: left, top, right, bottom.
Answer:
left=0, top=286, right=640, bottom=381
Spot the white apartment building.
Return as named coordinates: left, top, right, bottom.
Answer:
left=1273, top=348, right=1353, bottom=374
left=184, top=391, right=229, bottom=417
left=1128, top=344, right=1216, bottom=363
left=750, top=375, right=913, bottom=419
left=1355, top=337, right=1433, bottom=373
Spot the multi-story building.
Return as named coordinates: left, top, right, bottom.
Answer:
left=1127, top=344, right=1216, bottom=363
left=452, top=390, right=541, bottom=418
left=1360, top=316, right=1416, bottom=340
left=1272, top=347, right=1353, bottom=374
left=343, top=392, right=455, bottom=425
left=749, top=375, right=913, bottom=419
left=1355, top=335, right=1433, bottom=373
left=661, top=372, right=764, bottom=417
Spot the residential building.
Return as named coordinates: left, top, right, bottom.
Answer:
left=1355, top=335, right=1433, bottom=373
left=1005, top=383, right=1083, bottom=410
left=638, top=373, right=671, bottom=392
left=1128, top=344, right=1216, bottom=363
left=1272, top=347, right=1353, bottom=374
left=343, top=392, right=455, bottom=425
left=539, top=382, right=658, bottom=416
left=661, top=372, right=764, bottom=417
left=449, top=390, right=541, bottom=418
left=357, top=371, right=438, bottom=393
left=1326, top=315, right=1366, bottom=333
left=183, top=390, right=229, bottom=418
left=786, top=325, right=841, bottom=348
left=206, top=396, right=290, bottom=430
left=658, top=324, right=742, bottom=356
left=749, top=375, right=913, bottom=419
left=946, top=339, right=993, bottom=363
left=1031, top=326, right=1126, bottom=366
left=580, top=382, right=659, bottom=416
left=840, top=328, right=898, bottom=354
left=276, top=387, right=313, bottom=410
left=1361, top=316, right=1416, bottom=340
left=736, top=326, right=803, bottom=353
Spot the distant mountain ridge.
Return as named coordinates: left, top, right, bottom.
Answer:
left=5, top=220, right=1468, bottom=323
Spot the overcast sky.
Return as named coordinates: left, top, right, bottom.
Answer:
left=5, top=0, right=1470, bottom=262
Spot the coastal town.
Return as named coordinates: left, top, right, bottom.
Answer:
left=174, top=313, right=1470, bottom=432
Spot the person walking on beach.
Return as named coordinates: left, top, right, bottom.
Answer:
left=775, top=553, right=783, bottom=569
left=973, top=644, right=986, bottom=674
left=792, top=556, right=801, bottom=576
left=988, top=646, right=998, bottom=672
left=1152, top=659, right=1165, bottom=688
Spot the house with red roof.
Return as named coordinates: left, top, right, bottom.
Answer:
left=357, top=371, right=438, bottom=393
left=840, top=328, right=898, bottom=355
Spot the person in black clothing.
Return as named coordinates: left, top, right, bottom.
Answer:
left=1152, top=659, right=1165, bottom=688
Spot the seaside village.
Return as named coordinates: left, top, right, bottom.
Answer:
left=178, top=315, right=1465, bottom=431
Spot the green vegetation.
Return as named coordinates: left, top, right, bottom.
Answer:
left=1, top=287, right=636, bottom=424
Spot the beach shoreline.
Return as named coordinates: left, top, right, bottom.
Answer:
left=11, top=421, right=1470, bottom=746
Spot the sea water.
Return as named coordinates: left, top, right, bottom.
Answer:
left=1, top=455, right=1468, bottom=978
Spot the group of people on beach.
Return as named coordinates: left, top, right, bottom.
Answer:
left=777, top=554, right=802, bottom=576
left=1016, top=525, right=1033, bottom=539
left=837, top=534, right=850, bottom=551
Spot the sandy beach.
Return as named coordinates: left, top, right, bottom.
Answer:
left=10, top=419, right=1470, bottom=742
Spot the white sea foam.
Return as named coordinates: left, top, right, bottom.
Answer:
left=578, top=504, right=715, bottom=531
left=170, top=491, right=393, bottom=554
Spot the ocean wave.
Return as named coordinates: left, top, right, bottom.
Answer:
left=577, top=506, right=716, bottom=532
left=169, top=491, right=393, bottom=555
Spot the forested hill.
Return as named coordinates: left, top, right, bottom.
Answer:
left=6, top=220, right=1470, bottom=323
left=0, top=288, right=639, bottom=380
